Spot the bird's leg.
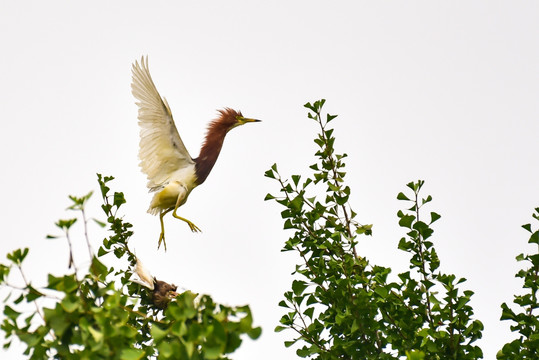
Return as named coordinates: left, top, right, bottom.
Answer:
left=158, top=209, right=172, bottom=251
left=171, top=196, right=201, bottom=233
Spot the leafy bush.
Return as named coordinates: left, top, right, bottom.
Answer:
left=497, top=208, right=539, bottom=359
left=0, top=175, right=260, bottom=359
left=265, top=100, right=536, bottom=359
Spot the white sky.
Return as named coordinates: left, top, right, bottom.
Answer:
left=1, top=1, right=538, bottom=359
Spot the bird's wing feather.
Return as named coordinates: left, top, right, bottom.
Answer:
left=131, top=56, right=194, bottom=190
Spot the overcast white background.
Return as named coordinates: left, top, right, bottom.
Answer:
left=1, top=1, right=538, bottom=359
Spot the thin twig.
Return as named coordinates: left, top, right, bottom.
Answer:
left=65, top=230, right=78, bottom=280
left=16, top=265, right=46, bottom=323
left=81, top=208, right=93, bottom=260
left=2, top=282, right=63, bottom=301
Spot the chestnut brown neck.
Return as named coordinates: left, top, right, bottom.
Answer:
left=194, top=121, right=229, bottom=185
left=194, top=109, right=242, bottom=186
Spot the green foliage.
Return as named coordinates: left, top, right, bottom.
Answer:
left=395, top=181, right=484, bottom=358
left=266, top=100, right=484, bottom=359
left=497, top=208, right=539, bottom=359
left=0, top=174, right=260, bottom=359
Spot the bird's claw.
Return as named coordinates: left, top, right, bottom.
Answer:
left=187, top=221, right=201, bottom=233
left=157, top=232, right=167, bottom=251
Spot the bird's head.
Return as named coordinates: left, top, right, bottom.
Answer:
left=216, top=108, right=261, bottom=132
left=152, top=280, right=178, bottom=309
left=196, top=108, right=260, bottom=185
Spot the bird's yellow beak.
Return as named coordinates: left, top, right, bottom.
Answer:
left=237, top=116, right=261, bottom=125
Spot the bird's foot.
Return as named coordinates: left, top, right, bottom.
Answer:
left=157, top=231, right=167, bottom=251
left=186, top=220, right=201, bottom=233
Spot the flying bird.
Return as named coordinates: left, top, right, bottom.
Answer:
left=131, top=57, right=260, bottom=250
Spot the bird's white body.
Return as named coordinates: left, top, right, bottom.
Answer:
left=148, top=165, right=198, bottom=215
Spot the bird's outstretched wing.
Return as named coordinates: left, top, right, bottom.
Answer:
left=131, top=56, right=195, bottom=191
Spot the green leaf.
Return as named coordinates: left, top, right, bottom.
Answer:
left=60, top=296, right=80, bottom=313
left=356, top=224, right=373, bottom=236
left=430, top=212, right=441, bottom=224
left=113, top=192, right=126, bottom=207
left=284, top=339, right=297, bottom=348
left=97, top=246, right=108, bottom=257
left=530, top=230, right=539, bottom=245
left=248, top=326, right=262, bottom=339
left=264, top=169, right=275, bottom=179
left=306, top=294, right=318, bottom=306
left=204, top=345, right=224, bottom=360
left=278, top=300, right=289, bottom=308
left=3, top=305, right=20, bottom=320
left=421, top=195, right=432, bottom=205
left=55, top=218, right=77, bottom=230
left=158, top=341, right=174, bottom=358
left=7, top=248, right=29, bottom=265
left=325, top=128, right=334, bottom=139
left=0, top=264, right=10, bottom=283
left=151, top=325, right=168, bottom=343
left=62, top=275, right=80, bottom=293
left=283, top=219, right=294, bottom=230
left=303, top=307, right=314, bottom=319
left=500, top=303, right=516, bottom=321
left=88, top=326, right=103, bottom=343
left=120, top=349, right=145, bottom=360
left=397, top=192, right=410, bottom=201
left=67, top=191, right=93, bottom=210
left=406, top=350, right=426, bottom=360
left=275, top=325, right=288, bottom=333
left=290, top=195, right=303, bottom=211
left=399, top=214, right=415, bottom=229
left=374, top=287, right=388, bottom=298
left=90, top=257, right=108, bottom=279
left=292, top=280, right=309, bottom=296
left=93, top=218, right=107, bottom=228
